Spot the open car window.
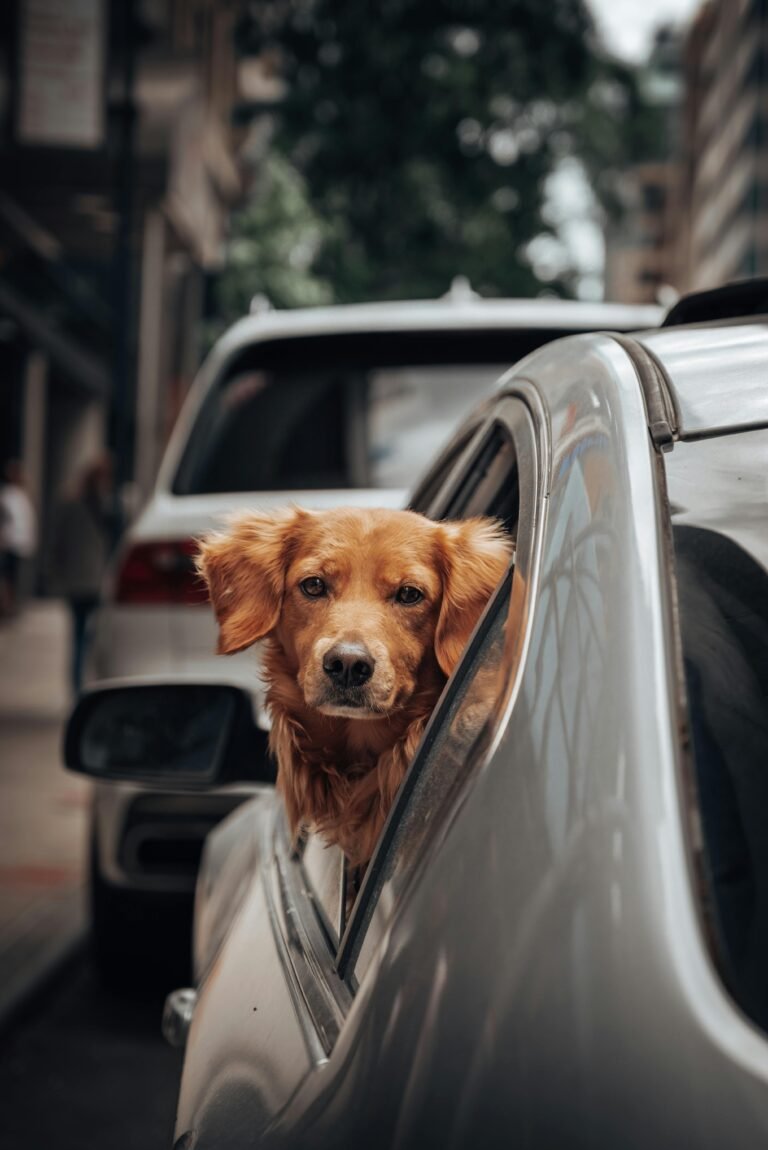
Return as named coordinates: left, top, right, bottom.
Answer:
left=277, top=390, right=543, bottom=1010
left=336, top=394, right=543, bottom=982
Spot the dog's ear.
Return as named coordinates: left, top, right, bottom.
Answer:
left=196, top=508, right=306, bottom=655
left=434, top=518, right=512, bottom=676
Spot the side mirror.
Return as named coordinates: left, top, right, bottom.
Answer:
left=63, top=683, right=275, bottom=787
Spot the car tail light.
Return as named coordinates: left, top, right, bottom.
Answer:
left=114, top=540, right=209, bottom=605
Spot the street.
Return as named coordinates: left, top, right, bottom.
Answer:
left=0, top=602, right=86, bottom=1024
left=0, top=948, right=182, bottom=1150
left=0, top=602, right=182, bottom=1149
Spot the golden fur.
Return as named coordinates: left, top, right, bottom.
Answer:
left=197, top=506, right=511, bottom=866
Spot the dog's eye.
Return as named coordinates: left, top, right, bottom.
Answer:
left=300, top=577, right=326, bottom=598
left=395, top=585, right=423, bottom=605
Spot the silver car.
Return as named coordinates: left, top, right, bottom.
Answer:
left=65, top=282, right=768, bottom=1145
left=84, top=296, right=660, bottom=980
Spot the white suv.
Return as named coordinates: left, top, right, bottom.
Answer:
left=84, top=296, right=660, bottom=980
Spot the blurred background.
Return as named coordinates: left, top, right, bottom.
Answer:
left=0, top=0, right=741, bottom=576
left=0, top=0, right=757, bottom=1144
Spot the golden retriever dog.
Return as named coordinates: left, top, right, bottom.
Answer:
left=197, top=507, right=511, bottom=866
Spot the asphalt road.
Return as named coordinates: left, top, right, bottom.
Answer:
left=0, top=945, right=184, bottom=1150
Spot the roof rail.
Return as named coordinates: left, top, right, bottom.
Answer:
left=662, top=277, right=768, bottom=327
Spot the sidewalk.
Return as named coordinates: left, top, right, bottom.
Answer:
left=0, top=601, right=89, bottom=1027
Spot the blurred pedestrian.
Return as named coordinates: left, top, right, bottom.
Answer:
left=0, top=459, right=38, bottom=618
left=51, top=454, right=115, bottom=694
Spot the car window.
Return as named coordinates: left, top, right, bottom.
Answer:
left=337, top=396, right=541, bottom=982
left=407, top=420, right=483, bottom=514
left=289, top=405, right=521, bottom=953
left=271, top=392, right=541, bottom=1001
left=665, top=429, right=768, bottom=1032
left=175, top=363, right=506, bottom=494
left=172, top=330, right=569, bottom=495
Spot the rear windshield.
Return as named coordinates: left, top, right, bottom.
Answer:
left=666, top=429, right=768, bottom=1030
left=172, top=330, right=567, bottom=495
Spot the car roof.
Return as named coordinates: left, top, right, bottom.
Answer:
left=216, top=298, right=663, bottom=354
left=636, top=318, right=768, bottom=438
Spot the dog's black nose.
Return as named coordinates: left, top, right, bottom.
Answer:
left=322, top=643, right=375, bottom=688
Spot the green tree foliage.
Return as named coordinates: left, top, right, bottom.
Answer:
left=230, top=0, right=661, bottom=303
left=215, top=152, right=334, bottom=328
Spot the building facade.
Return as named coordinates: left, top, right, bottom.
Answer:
left=678, top=0, right=768, bottom=290
left=603, top=26, right=684, bottom=305
left=0, top=0, right=258, bottom=588
left=603, top=160, right=679, bottom=304
left=605, top=0, right=768, bottom=302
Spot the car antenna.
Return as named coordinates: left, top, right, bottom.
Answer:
left=443, top=275, right=480, bottom=302
left=249, top=293, right=273, bottom=315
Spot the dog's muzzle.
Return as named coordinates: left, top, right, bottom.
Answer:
left=320, top=641, right=376, bottom=709
left=323, top=642, right=375, bottom=687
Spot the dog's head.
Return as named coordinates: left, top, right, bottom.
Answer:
left=197, top=507, right=511, bottom=720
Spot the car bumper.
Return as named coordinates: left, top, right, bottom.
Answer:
left=92, top=779, right=270, bottom=893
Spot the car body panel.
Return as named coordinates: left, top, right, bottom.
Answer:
left=639, top=320, right=768, bottom=438
left=172, top=329, right=768, bottom=1147
left=665, top=426, right=768, bottom=564
left=176, top=799, right=318, bottom=1143
left=192, top=796, right=268, bottom=984
left=92, top=780, right=266, bottom=892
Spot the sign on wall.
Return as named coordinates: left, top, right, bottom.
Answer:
left=16, top=0, right=104, bottom=149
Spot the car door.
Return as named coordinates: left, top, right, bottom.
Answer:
left=172, top=387, right=545, bottom=1149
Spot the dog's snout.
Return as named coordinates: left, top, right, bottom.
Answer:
left=322, top=642, right=375, bottom=688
